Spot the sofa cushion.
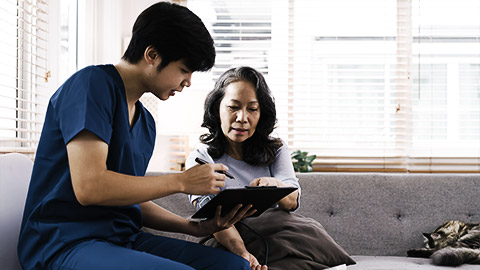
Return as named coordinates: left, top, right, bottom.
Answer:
left=203, top=208, right=356, bottom=268
left=348, top=256, right=480, bottom=270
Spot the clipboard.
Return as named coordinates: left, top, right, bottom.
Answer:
left=191, top=186, right=297, bottom=219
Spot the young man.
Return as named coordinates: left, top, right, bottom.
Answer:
left=18, top=2, right=253, bottom=270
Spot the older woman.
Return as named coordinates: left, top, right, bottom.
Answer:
left=186, top=67, right=355, bottom=270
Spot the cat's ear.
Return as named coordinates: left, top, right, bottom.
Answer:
left=431, top=233, right=441, bottom=240
left=423, top=233, right=440, bottom=240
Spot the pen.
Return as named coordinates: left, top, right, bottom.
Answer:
left=195, top=157, right=235, bottom=179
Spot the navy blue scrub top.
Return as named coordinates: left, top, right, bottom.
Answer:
left=18, top=65, right=156, bottom=270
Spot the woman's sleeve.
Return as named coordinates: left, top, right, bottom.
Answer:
left=185, top=145, right=216, bottom=205
left=270, top=143, right=302, bottom=200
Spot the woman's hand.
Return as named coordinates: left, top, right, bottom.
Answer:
left=250, top=177, right=283, bottom=187
left=193, top=204, right=256, bottom=237
left=250, top=177, right=299, bottom=211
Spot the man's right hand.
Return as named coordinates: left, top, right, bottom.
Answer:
left=192, top=204, right=256, bottom=237
left=181, top=163, right=230, bottom=195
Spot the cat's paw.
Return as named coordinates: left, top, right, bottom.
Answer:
left=407, top=249, right=433, bottom=258
left=431, top=247, right=464, bottom=266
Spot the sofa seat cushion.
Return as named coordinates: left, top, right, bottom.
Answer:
left=348, top=256, right=480, bottom=269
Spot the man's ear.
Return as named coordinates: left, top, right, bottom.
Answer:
left=144, top=46, right=161, bottom=65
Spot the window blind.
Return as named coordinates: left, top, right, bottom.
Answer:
left=288, top=0, right=480, bottom=172
left=188, top=0, right=480, bottom=173
left=408, top=0, right=480, bottom=172
left=286, top=0, right=412, bottom=172
left=164, top=0, right=283, bottom=137
left=0, top=0, right=49, bottom=158
left=182, top=0, right=480, bottom=173
left=190, top=0, right=274, bottom=79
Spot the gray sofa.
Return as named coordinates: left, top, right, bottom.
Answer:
left=146, top=172, right=480, bottom=269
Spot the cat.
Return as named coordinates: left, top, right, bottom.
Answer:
left=407, top=220, right=480, bottom=266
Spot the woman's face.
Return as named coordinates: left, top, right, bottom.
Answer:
left=219, top=80, right=261, bottom=148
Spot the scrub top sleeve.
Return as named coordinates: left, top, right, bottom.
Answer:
left=57, top=68, right=116, bottom=145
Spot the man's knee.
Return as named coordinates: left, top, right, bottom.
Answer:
left=211, top=253, right=250, bottom=270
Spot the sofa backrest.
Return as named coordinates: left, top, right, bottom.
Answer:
left=296, top=173, right=480, bottom=256
left=0, top=153, right=33, bottom=270
left=148, top=172, right=480, bottom=256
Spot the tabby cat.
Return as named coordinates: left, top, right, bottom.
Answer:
left=407, top=220, right=480, bottom=266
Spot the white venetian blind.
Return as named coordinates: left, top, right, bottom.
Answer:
left=186, top=0, right=289, bottom=136
left=178, top=0, right=480, bottom=173
left=288, top=0, right=480, bottom=172
left=287, top=0, right=410, bottom=172
left=0, top=0, right=50, bottom=158
left=190, top=0, right=274, bottom=79
left=408, top=0, right=480, bottom=172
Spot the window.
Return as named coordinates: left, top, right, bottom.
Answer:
left=0, top=0, right=50, bottom=158
left=2, top=0, right=478, bottom=173
left=184, top=0, right=480, bottom=172
left=408, top=0, right=480, bottom=172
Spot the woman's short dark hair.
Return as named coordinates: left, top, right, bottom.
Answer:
left=122, top=2, right=215, bottom=72
left=200, top=66, right=282, bottom=166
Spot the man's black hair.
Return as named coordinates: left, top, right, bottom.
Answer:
left=122, top=2, right=215, bottom=72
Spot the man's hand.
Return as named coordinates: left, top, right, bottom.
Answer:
left=192, top=204, right=256, bottom=237
left=181, top=163, right=231, bottom=195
